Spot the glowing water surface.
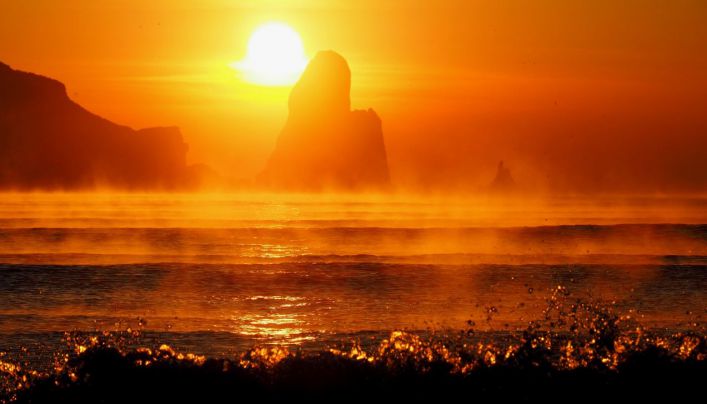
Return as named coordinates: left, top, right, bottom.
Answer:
left=0, top=193, right=705, bottom=360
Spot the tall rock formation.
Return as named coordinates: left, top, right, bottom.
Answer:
left=489, top=161, right=517, bottom=193
left=0, top=61, right=198, bottom=190
left=257, top=51, right=390, bottom=191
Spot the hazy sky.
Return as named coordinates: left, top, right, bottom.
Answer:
left=2, top=0, right=707, bottom=192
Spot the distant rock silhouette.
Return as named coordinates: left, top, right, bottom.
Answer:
left=257, top=51, right=390, bottom=191
left=489, top=161, right=517, bottom=192
left=0, top=61, right=204, bottom=190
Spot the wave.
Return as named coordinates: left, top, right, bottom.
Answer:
left=1, top=290, right=705, bottom=403
left=0, top=224, right=705, bottom=262
left=0, top=252, right=706, bottom=265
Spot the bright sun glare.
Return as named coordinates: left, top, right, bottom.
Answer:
left=233, top=22, right=309, bottom=86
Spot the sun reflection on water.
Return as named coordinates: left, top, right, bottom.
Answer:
left=230, top=295, right=316, bottom=344
left=244, top=243, right=307, bottom=259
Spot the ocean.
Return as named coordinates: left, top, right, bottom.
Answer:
left=0, top=193, right=705, bottom=367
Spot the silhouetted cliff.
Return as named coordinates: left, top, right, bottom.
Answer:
left=257, top=51, right=390, bottom=190
left=0, top=62, right=200, bottom=190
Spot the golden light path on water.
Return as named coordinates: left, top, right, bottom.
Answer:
left=232, top=296, right=315, bottom=344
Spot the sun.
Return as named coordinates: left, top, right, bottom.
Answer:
left=232, top=22, right=309, bottom=86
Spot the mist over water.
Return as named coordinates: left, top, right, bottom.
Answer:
left=0, top=193, right=705, bottom=364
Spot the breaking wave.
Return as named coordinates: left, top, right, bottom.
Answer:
left=2, top=287, right=705, bottom=403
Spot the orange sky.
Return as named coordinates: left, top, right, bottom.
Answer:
left=2, top=0, right=707, bottom=192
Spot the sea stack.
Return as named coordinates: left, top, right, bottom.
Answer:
left=257, top=51, right=391, bottom=191
left=489, top=161, right=517, bottom=193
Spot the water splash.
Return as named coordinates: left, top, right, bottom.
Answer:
left=1, top=288, right=704, bottom=402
